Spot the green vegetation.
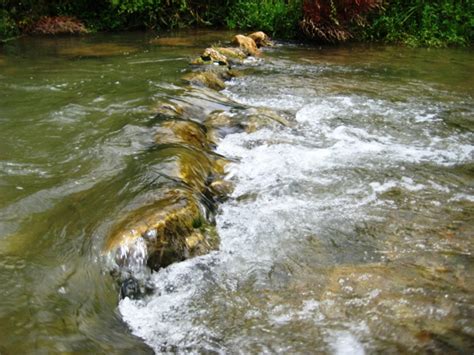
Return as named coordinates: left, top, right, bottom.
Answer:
left=0, top=0, right=232, bottom=34
left=225, top=0, right=302, bottom=38
left=0, top=0, right=473, bottom=46
left=366, top=0, right=474, bottom=46
left=0, top=9, right=19, bottom=40
left=106, top=0, right=233, bottom=30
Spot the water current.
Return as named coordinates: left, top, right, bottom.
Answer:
left=0, top=32, right=473, bottom=353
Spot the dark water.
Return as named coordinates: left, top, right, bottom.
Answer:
left=0, top=32, right=473, bottom=353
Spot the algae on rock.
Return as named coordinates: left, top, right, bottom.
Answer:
left=182, top=71, right=226, bottom=91
left=106, top=31, right=281, bottom=294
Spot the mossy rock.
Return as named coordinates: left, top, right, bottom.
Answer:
left=164, top=87, right=237, bottom=123
left=205, top=110, right=234, bottom=128
left=154, top=119, right=209, bottom=150
left=209, top=179, right=234, bottom=201
left=216, top=47, right=247, bottom=59
left=244, top=107, right=290, bottom=131
left=151, top=101, right=184, bottom=118
left=212, top=157, right=230, bottom=176
left=204, top=110, right=240, bottom=142
left=183, top=71, right=226, bottom=91
left=105, top=189, right=219, bottom=271
left=191, top=46, right=249, bottom=67
left=190, top=57, right=212, bottom=66
left=213, top=47, right=247, bottom=64
left=191, top=47, right=228, bottom=66
left=149, top=145, right=223, bottom=191
left=202, top=47, right=229, bottom=66
left=204, top=107, right=289, bottom=140
left=106, top=29, right=280, bottom=286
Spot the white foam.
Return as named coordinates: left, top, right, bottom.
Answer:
left=329, top=331, right=365, bottom=355
left=120, top=253, right=223, bottom=352
left=119, top=56, right=474, bottom=353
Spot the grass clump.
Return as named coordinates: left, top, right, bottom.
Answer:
left=366, top=0, right=474, bottom=47
left=225, top=0, right=303, bottom=38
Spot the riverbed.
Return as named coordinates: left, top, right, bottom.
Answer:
left=0, top=31, right=473, bottom=353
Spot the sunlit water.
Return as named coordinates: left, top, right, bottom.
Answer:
left=1, top=33, right=473, bottom=353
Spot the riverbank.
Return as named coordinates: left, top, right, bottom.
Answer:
left=1, top=1, right=473, bottom=47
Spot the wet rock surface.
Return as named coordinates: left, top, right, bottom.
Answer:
left=105, top=32, right=280, bottom=293
left=232, top=34, right=260, bottom=57
left=248, top=31, right=273, bottom=48
left=182, top=71, right=226, bottom=91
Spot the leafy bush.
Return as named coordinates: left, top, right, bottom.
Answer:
left=108, top=0, right=234, bottom=29
left=1, top=0, right=472, bottom=47
left=0, top=9, right=19, bottom=41
left=366, top=0, right=474, bottom=46
left=225, top=0, right=303, bottom=38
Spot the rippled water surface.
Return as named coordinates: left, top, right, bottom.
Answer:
left=1, top=32, right=473, bottom=353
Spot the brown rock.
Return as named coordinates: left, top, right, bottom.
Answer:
left=182, top=71, right=226, bottom=91
left=232, top=35, right=260, bottom=57
left=201, top=47, right=229, bottom=66
left=248, top=31, right=273, bottom=47
left=191, top=47, right=229, bottom=66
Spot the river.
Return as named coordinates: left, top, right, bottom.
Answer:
left=0, top=31, right=473, bottom=353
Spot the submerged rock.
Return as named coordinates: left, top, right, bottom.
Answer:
left=150, top=37, right=195, bottom=47
left=150, top=144, right=227, bottom=192
left=204, top=107, right=290, bottom=141
left=182, top=71, right=226, bottom=91
left=152, top=101, right=184, bottom=119
left=232, top=35, right=260, bottom=57
left=154, top=120, right=209, bottom=150
left=59, top=43, right=137, bottom=58
left=244, top=107, right=290, bottom=131
left=183, top=66, right=240, bottom=91
left=151, top=85, right=239, bottom=123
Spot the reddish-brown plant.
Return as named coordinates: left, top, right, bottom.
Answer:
left=32, top=16, right=88, bottom=35
left=301, top=0, right=382, bottom=42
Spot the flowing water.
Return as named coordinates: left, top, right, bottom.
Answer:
left=0, top=32, right=473, bottom=353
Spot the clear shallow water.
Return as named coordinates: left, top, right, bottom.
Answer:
left=1, top=33, right=473, bottom=353
left=0, top=30, right=233, bottom=353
